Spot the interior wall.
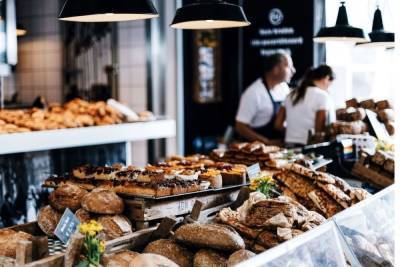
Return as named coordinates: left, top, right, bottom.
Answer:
left=15, top=0, right=63, bottom=103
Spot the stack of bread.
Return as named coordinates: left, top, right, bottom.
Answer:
left=274, top=163, right=370, bottom=218
left=216, top=193, right=326, bottom=254
left=37, top=184, right=133, bottom=241
left=332, top=98, right=394, bottom=137
left=102, top=223, right=255, bottom=267
left=43, top=157, right=247, bottom=198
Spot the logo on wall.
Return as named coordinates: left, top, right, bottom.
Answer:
left=268, top=8, right=284, bottom=26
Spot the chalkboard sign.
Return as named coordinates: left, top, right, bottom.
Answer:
left=242, top=0, right=316, bottom=88
left=54, top=208, right=80, bottom=245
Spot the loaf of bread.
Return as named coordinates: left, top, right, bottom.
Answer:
left=102, top=250, right=139, bottom=267
left=193, top=249, right=227, bottom=267
left=376, top=100, right=391, bottom=110
left=144, top=239, right=194, bottom=267
left=75, top=208, right=95, bottom=223
left=385, top=121, right=395, bottom=136
left=49, top=184, right=87, bottom=211
left=359, top=99, right=375, bottom=109
left=81, top=188, right=124, bottom=214
left=346, top=98, right=358, bottom=108
left=129, top=253, right=179, bottom=267
left=0, top=229, right=33, bottom=258
left=378, top=109, right=394, bottom=123
left=37, top=205, right=62, bottom=236
left=174, top=223, right=245, bottom=252
left=227, top=250, right=255, bottom=267
left=98, top=215, right=133, bottom=240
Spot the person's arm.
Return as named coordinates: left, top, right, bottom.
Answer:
left=235, top=121, right=281, bottom=146
left=274, top=106, right=286, bottom=132
left=315, top=110, right=327, bottom=133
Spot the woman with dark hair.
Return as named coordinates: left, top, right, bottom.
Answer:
left=274, top=64, right=336, bottom=147
left=235, top=51, right=296, bottom=145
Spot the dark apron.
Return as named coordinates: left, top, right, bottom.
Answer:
left=252, top=79, right=283, bottom=139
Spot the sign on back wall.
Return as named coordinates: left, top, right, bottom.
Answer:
left=242, top=0, right=316, bottom=89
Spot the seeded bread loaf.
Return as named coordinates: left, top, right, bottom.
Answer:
left=144, top=239, right=193, bottom=267
left=37, top=205, right=62, bottom=237
left=81, top=188, right=124, bottom=214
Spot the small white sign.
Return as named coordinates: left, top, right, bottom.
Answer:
left=246, top=163, right=261, bottom=179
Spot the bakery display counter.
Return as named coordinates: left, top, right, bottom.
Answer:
left=0, top=119, right=176, bottom=156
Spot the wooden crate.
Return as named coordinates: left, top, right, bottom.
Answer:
left=124, top=187, right=241, bottom=229
left=4, top=222, right=83, bottom=267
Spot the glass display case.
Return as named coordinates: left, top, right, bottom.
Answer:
left=333, top=185, right=395, bottom=267
left=238, top=221, right=347, bottom=267
left=239, top=185, right=395, bottom=267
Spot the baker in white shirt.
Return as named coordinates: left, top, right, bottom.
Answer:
left=235, top=52, right=295, bottom=145
left=274, top=65, right=336, bottom=147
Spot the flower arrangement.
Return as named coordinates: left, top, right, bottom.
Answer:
left=249, top=175, right=275, bottom=198
left=77, top=220, right=105, bottom=267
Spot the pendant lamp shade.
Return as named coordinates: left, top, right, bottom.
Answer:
left=59, top=0, right=159, bottom=22
left=16, top=24, right=27, bottom=36
left=356, top=8, right=395, bottom=48
left=314, top=2, right=367, bottom=43
left=171, top=1, right=250, bottom=30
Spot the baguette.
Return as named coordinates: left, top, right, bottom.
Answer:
left=174, top=223, right=245, bottom=252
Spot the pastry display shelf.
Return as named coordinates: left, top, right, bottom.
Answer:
left=0, top=119, right=176, bottom=157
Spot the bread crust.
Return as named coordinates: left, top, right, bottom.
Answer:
left=81, top=189, right=124, bottom=214
left=0, top=229, right=33, bottom=258
left=49, top=184, right=87, bottom=211
left=193, top=249, right=227, bottom=267
left=37, top=205, right=62, bottom=237
left=98, top=215, right=133, bottom=240
left=144, top=239, right=194, bottom=267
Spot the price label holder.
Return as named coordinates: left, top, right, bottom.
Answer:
left=246, top=163, right=261, bottom=179
left=54, top=208, right=80, bottom=245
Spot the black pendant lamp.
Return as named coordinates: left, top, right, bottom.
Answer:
left=16, top=24, right=27, bottom=37
left=59, top=0, right=158, bottom=22
left=314, top=1, right=367, bottom=43
left=357, top=7, right=394, bottom=48
left=171, top=0, right=250, bottom=30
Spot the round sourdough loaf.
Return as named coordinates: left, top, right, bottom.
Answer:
left=81, top=188, right=124, bottom=214
left=193, top=249, right=227, bottom=267
left=174, top=223, right=245, bottom=252
left=102, top=250, right=139, bottom=267
left=128, top=253, right=179, bottom=267
left=144, top=239, right=194, bottom=267
left=49, top=184, right=87, bottom=211
left=227, top=250, right=255, bottom=267
left=37, top=205, right=62, bottom=237
left=0, top=229, right=33, bottom=258
left=75, top=208, right=95, bottom=223
left=98, top=215, right=133, bottom=240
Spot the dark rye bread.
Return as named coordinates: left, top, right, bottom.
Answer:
left=193, top=249, right=227, bottom=267
left=144, top=239, right=194, bottom=267
left=174, top=223, right=245, bottom=252
left=81, top=188, right=124, bottom=214
left=37, top=205, right=62, bottom=237
left=49, top=184, right=87, bottom=211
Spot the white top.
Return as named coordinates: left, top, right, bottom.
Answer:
left=284, top=86, right=336, bottom=145
left=236, top=78, right=290, bottom=128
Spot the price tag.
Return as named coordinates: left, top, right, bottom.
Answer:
left=246, top=163, right=261, bottom=179
left=54, top=208, right=80, bottom=245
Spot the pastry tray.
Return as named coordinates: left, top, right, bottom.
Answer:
left=118, top=183, right=248, bottom=200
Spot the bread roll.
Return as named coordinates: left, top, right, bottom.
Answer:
left=345, top=98, right=358, bottom=108
left=0, top=229, right=33, bottom=258
left=144, top=239, right=193, bottom=267
left=128, top=253, right=179, bottom=267
left=102, top=250, right=139, bottom=267
left=376, top=100, right=391, bottom=110
left=98, top=215, right=133, bottom=240
left=174, top=223, right=245, bottom=252
left=359, top=99, right=375, bottom=109
left=49, top=184, right=87, bottom=211
left=82, top=188, right=124, bottom=214
left=227, top=250, right=255, bottom=267
left=194, top=249, right=227, bottom=267
left=37, top=205, right=62, bottom=237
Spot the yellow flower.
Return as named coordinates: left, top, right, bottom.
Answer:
left=99, top=241, right=105, bottom=253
